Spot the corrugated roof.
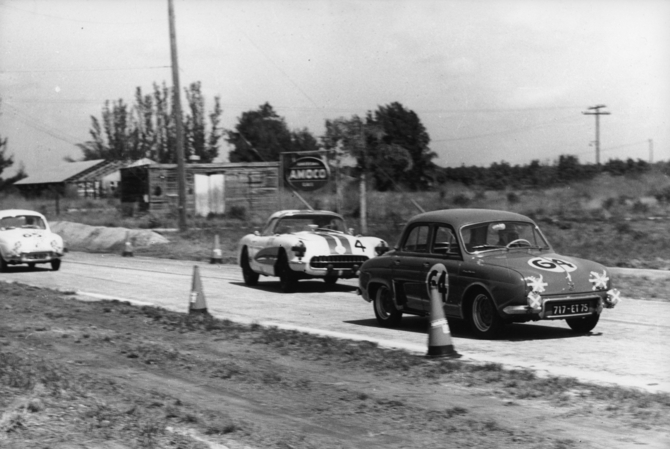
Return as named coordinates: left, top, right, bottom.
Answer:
left=15, top=159, right=106, bottom=185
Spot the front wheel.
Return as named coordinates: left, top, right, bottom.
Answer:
left=566, top=314, right=600, bottom=333
left=240, top=249, right=259, bottom=286
left=51, top=259, right=61, bottom=271
left=373, top=285, right=402, bottom=327
left=469, top=292, right=504, bottom=339
left=323, top=276, right=338, bottom=286
left=0, top=256, right=8, bottom=272
left=277, top=253, right=298, bottom=293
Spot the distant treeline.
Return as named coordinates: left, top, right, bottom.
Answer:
left=440, top=155, right=669, bottom=190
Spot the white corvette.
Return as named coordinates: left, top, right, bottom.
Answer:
left=0, top=209, right=65, bottom=271
left=238, top=210, right=388, bottom=292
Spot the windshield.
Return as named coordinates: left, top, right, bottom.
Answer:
left=0, top=215, right=47, bottom=231
left=460, top=221, right=549, bottom=253
left=273, top=215, right=346, bottom=234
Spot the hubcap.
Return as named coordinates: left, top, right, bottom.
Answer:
left=473, top=294, right=493, bottom=331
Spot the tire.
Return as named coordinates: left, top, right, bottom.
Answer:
left=566, top=314, right=600, bottom=333
left=240, top=248, right=259, bottom=286
left=323, top=276, right=338, bottom=285
left=277, top=252, right=298, bottom=293
left=373, top=285, right=402, bottom=328
left=51, top=259, right=61, bottom=271
left=28, top=262, right=36, bottom=270
left=469, top=291, right=504, bottom=339
left=0, top=256, right=7, bottom=272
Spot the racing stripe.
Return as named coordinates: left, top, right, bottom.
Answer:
left=322, top=235, right=338, bottom=254
left=333, top=235, right=352, bottom=254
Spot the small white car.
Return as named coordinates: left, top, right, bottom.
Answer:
left=238, top=210, right=388, bottom=292
left=0, top=209, right=65, bottom=271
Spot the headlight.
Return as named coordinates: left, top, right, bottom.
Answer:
left=375, top=241, right=389, bottom=255
left=11, top=241, right=22, bottom=255
left=51, top=240, right=62, bottom=252
left=291, top=241, right=306, bottom=259
left=527, top=291, right=543, bottom=311
left=604, top=289, right=620, bottom=308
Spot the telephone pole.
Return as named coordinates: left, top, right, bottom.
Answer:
left=649, top=139, right=654, bottom=164
left=168, top=0, right=188, bottom=231
left=582, top=105, right=610, bottom=165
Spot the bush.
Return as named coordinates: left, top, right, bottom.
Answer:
left=227, top=205, right=246, bottom=220
left=506, top=192, right=520, bottom=204
left=452, top=193, right=470, bottom=207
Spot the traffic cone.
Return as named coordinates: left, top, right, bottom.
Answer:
left=426, top=268, right=460, bottom=358
left=188, top=265, right=208, bottom=314
left=210, top=234, right=223, bottom=264
left=122, top=231, right=134, bottom=257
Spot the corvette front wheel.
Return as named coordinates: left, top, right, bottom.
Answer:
left=277, top=253, right=297, bottom=293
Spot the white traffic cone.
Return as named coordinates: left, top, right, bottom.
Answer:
left=426, top=264, right=460, bottom=358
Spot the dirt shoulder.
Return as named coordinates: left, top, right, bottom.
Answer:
left=1, top=282, right=669, bottom=449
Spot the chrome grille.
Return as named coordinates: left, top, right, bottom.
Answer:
left=310, top=255, right=368, bottom=269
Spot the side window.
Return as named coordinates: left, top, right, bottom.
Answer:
left=402, top=225, right=430, bottom=253
left=431, top=225, right=460, bottom=256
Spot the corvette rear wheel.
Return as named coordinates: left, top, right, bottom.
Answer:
left=51, top=259, right=61, bottom=271
left=323, top=276, right=338, bottom=285
left=277, top=252, right=297, bottom=293
left=470, top=292, right=504, bottom=339
left=240, top=248, right=259, bottom=286
left=566, top=314, right=600, bottom=333
left=0, top=256, right=8, bottom=272
left=373, top=285, right=402, bottom=327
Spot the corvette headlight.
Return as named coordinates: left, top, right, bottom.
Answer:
left=291, top=241, right=306, bottom=259
left=375, top=241, right=389, bottom=255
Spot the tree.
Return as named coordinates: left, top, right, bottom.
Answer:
left=0, top=100, right=27, bottom=190
left=372, top=102, right=436, bottom=190
left=227, top=103, right=295, bottom=162
left=77, top=82, right=223, bottom=163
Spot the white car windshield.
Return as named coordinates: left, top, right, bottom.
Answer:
left=274, top=215, right=346, bottom=234
left=460, top=221, right=549, bottom=253
left=0, top=215, right=47, bottom=231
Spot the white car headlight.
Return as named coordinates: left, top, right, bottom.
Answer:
left=11, top=241, right=22, bottom=255
left=51, top=240, right=62, bottom=252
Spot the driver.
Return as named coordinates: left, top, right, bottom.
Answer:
left=497, top=225, right=519, bottom=246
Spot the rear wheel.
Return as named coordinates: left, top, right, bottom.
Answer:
left=51, top=259, right=61, bottom=271
left=373, top=285, right=402, bottom=327
left=469, top=291, right=504, bottom=339
left=0, top=256, right=8, bottom=272
left=277, top=252, right=297, bottom=293
left=566, top=314, right=600, bottom=333
left=28, top=262, right=36, bottom=270
left=240, top=248, right=259, bottom=286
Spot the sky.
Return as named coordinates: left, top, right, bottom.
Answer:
left=1, top=0, right=669, bottom=178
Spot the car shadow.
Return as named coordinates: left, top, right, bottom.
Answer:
left=0, top=265, right=51, bottom=273
left=229, top=281, right=358, bottom=294
left=344, top=316, right=600, bottom=341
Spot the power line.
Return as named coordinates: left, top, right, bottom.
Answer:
left=1, top=2, right=156, bottom=25
left=2, top=102, right=82, bottom=146
left=0, top=66, right=170, bottom=74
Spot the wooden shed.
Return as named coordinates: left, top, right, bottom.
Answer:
left=119, top=162, right=279, bottom=217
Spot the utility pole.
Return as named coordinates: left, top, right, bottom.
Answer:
left=649, top=139, right=654, bottom=164
left=168, top=0, right=188, bottom=231
left=582, top=105, right=611, bottom=165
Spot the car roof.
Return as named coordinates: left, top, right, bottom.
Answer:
left=407, top=208, right=535, bottom=228
left=0, top=209, right=47, bottom=220
left=267, top=209, right=344, bottom=220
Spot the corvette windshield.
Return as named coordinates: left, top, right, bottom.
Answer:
left=0, top=215, right=46, bottom=231
left=460, top=221, right=549, bottom=253
left=274, top=215, right=346, bottom=234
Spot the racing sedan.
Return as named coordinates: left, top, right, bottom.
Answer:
left=358, top=209, right=619, bottom=338
left=238, top=210, right=388, bottom=292
left=0, top=209, right=65, bottom=271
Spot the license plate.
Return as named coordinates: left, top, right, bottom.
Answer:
left=551, top=302, right=590, bottom=316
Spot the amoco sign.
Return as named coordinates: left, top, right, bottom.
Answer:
left=286, top=156, right=330, bottom=191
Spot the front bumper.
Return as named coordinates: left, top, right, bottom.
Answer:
left=290, top=255, right=368, bottom=278
left=5, top=251, right=62, bottom=264
left=503, top=290, right=618, bottom=320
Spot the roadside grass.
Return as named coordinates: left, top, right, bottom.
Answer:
left=3, top=171, right=670, bottom=268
